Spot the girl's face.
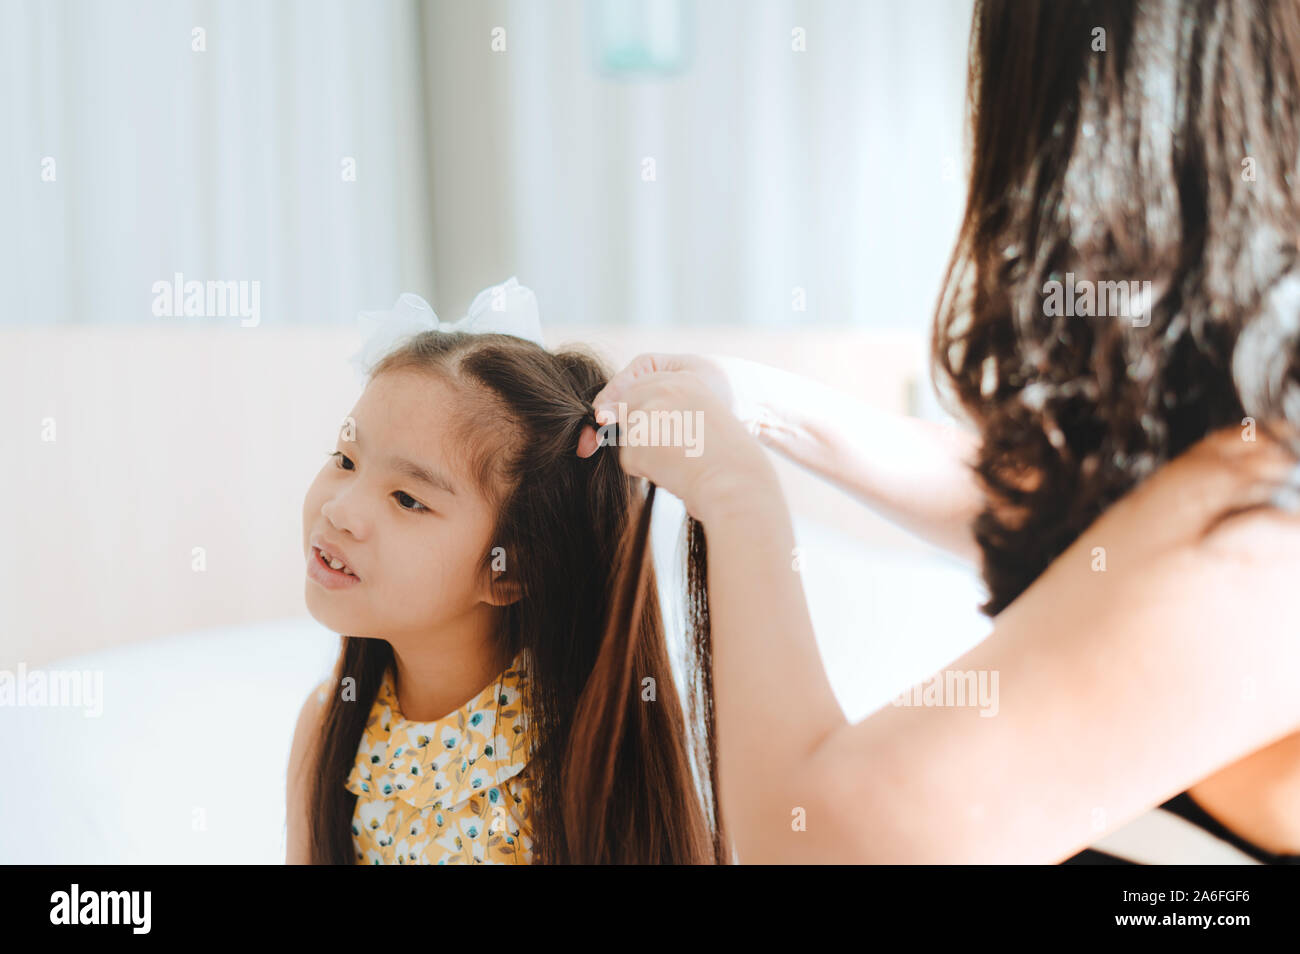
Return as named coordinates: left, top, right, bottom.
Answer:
left=301, top=369, right=514, bottom=641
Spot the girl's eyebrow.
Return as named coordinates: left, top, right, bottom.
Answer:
left=387, top=454, right=458, bottom=497
left=343, top=431, right=458, bottom=496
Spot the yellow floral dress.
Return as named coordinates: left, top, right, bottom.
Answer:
left=315, top=651, right=535, bottom=864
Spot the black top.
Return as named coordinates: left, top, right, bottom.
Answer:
left=1061, top=790, right=1300, bottom=865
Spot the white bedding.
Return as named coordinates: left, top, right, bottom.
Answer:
left=0, top=502, right=990, bottom=864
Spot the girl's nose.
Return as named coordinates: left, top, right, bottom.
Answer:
left=321, top=488, right=369, bottom=539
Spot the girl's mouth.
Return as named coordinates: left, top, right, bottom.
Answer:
left=308, top=546, right=362, bottom=589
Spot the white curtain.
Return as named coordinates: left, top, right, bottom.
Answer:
left=496, top=0, right=973, bottom=330
left=2, top=0, right=972, bottom=330
left=1, top=0, right=437, bottom=328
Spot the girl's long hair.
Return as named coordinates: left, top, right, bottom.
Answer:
left=934, top=0, right=1300, bottom=615
left=305, top=330, right=727, bottom=864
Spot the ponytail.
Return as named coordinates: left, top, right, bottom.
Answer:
left=561, top=481, right=728, bottom=862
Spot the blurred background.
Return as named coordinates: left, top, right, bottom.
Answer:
left=1, top=0, right=990, bottom=862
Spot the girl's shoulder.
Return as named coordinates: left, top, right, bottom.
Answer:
left=309, top=675, right=339, bottom=714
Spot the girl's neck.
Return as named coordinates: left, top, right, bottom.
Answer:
left=387, top=609, right=511, bottom=722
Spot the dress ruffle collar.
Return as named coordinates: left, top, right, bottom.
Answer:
left=345, top=651, right=533, bottom=811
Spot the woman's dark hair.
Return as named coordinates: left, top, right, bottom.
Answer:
left=933, top=0, right=1300, bottom=615
left=305, top=331, right=727, bottom=863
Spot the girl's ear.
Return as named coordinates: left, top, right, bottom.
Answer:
left=479, top=544, right=522, bottom=606
left=482, top=572, right=523, bottom=607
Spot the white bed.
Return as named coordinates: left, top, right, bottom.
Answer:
left=0, top=501, right=990, bottom=864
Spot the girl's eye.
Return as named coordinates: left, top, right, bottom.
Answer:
left=327, top=451, right=429, bottom=514
left=393, top=491, right=429, bottom=513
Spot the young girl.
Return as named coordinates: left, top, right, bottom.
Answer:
left=286, top=281, right=725, bottom=864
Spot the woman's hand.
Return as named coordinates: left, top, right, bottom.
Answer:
left=578, top=362, right=777, bottom=522
left=589, top=353, right=738, bottom=424
left=577, top=350, right=745, bottom=465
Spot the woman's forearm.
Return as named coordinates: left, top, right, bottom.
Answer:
left=710, top=354, right=984, bottom=565
left=696, top=461, right=849, bottom=863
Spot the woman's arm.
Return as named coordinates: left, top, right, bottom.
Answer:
left=589, top=352, right=984, bottom=565
left=697, top=445, right=1300, bottom=863
left=711, top=354, right=984, bottom=565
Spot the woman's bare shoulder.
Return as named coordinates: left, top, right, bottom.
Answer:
left=825, top=426, right=1300, bottom=860
left=1162, top=424, right=1300, bottom=561
left=1068, top=422, right=1300, bottom=696
left=1001, top=420, right=1300, bottom=722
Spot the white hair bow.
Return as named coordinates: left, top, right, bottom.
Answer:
left=349, top=276, right=546, bottom=382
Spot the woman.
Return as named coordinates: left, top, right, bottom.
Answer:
left=578, top=0, right=1300, bottom=863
